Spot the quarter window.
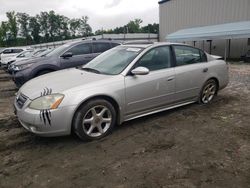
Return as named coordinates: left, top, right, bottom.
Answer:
left=135, top=46, right=171, bottom=71
left=173, top=45, right=206, bottom=66
left=67, top=44, right=92, bottom=55
left=93, top=43, right=111, bottom=53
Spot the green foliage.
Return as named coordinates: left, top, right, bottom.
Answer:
left=29, top=15, right=41, bottom=44
left=94, top=18, right=159, bottom=35
left=0, top=12, right=158, bottom=47
left=6, top=11, right=18, bottom=45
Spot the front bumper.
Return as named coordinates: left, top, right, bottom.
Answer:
left=14, top=97, right=77, bottom=137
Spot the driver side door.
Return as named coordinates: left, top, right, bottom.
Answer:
left=124, top=45, right=175, bottom=118
left=60, top=43, right=93, bottom=69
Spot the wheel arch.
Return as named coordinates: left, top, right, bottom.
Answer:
left=31, top=64, right=59, bottom=77
left=71, top=94, right=121, bottom=133
left=206, top=77, right=219, bottom=93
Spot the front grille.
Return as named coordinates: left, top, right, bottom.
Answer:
left=16, top=93, right=27, bottom=109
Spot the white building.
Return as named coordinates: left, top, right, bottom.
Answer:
left=159, top=0, right=250, bottom=58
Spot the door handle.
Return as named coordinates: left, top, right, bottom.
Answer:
left=203, top=68, right=208, bottom=72
left=167, top=77, right=174, bottom=81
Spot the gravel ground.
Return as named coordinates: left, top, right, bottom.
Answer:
left=0, top=63, right=250, bottom=188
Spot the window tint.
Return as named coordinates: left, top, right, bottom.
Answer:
left=136, top=46, right=171, bottom=71
left=93, top=42, right=111, bottom=53
left=111, top=43, right=120, bottom=47
left=173, top=45, right=205, bottom=66
left=13, top=49, right=23, bottom=53
left=67, top=44, right=92, bottom=55
left=3, top=49, right=12, bottom=54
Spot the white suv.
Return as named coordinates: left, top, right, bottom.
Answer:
left=0, top=48, right=26, bottom=68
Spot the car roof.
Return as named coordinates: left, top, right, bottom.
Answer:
left=122, top=42, right=201, bottom=49
left=67, top=39, right=121, bottom=46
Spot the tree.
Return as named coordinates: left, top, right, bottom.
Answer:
left=29, top=15, right=40, bottom=44
left=0, top=21, right=9, bottom=46
left=126, top=18, right=143, bottom=33
left=6, top=11, right=18, bottom=44
left=17, top=12, right=30, bottom=44
left=141, top=23, right=159, bottom=34
left=39, top=11, right=49, bottom=42
left=69, top=18, right=81, bottom=37
left=79, top=16, right=92, bottom=37
left=58, top=15, right=70, bottom=39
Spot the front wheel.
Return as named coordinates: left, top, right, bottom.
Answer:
left=73, top=99, right=116, bottom=141
left=199, top=79, right=218, bottom=104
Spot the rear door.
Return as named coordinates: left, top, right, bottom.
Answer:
left=125, top=45, right=175, bottom=116
left=60, top=43, right=93, bottom=68
left=173, top=45, right=208, bottom=102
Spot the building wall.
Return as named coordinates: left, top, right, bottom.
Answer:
left=159, top=0, right=250, bottom=58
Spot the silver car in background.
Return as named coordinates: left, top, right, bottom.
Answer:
left=14, top=42, right=229, bottom=141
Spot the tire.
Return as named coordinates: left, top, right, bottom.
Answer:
left=73, top=99, right=117, bottom=141
left=36, top=70, right=53, bottom=77
left=199, top=79, right=218, bottom=104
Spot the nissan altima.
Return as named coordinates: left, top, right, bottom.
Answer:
left=14, top=43, right=229, bottom=141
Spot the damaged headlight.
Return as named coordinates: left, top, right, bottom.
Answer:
left=29, top=94, right=64, bottom=110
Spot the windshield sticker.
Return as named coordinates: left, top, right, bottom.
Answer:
left=39, top=87, right=52, bottom=126
left=126, top=48, right=141, bottom=52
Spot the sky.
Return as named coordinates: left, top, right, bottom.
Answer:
left=0, top=0, right=159, bottom=31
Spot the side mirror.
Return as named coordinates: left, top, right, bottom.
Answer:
left=131, top=66, right=149, bottom=75
left=61, top=52, right=73, bottom=58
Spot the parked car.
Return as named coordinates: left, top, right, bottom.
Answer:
left=8, top=49, right=53, bottom=74
left=12, top=40, right=121, bottom=87
left=14, top=42, right=229, bottom=141
left=3, top=50, right=34, bottom=68
left=0, top=47, right=27, bottom=67
left=241, top=50, right=250, bottom=62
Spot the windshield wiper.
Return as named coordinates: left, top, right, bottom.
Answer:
left=81, top=67, right=101, bottom=74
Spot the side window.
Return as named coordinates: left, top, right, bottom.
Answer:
left=3, top=49, right=12, bottom=54
left=67, top=44, right=92, bottom=55
left=136, top=46, right=171, bottom=71
left=93, top=43, right=111, bottom=53
left=111, top=43, right=120, bottom=47
left=13, top=49, right=23, bottom=53
left=173, top=45, right=204, bottom=66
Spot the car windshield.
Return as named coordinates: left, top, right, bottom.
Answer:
left=37, top=48, right=55, bottom=57
left=83, top=46, right=143, bottom=75
left=45, top=44, right=70, bottom=56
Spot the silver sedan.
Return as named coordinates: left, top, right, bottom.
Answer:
left=14, top=43, right=229, bottom=141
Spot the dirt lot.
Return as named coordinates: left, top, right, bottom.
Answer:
left=0, top=64, right=250, bottom=188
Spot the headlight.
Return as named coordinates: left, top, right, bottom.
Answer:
left=14, top=63, right=33, bottom=71
left=29, top=94, right=64, bottom=110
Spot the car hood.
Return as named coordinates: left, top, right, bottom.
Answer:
left=19, top=68, right=118, bottom=100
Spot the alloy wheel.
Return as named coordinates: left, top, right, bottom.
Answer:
left=201, top=81, right=217, bottom=104
left=82, top=105, right=112, bottom=137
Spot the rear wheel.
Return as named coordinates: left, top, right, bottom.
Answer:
left=199, top=79, right=218, bottom=104
left=73, top=99, right=116, bottom=141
